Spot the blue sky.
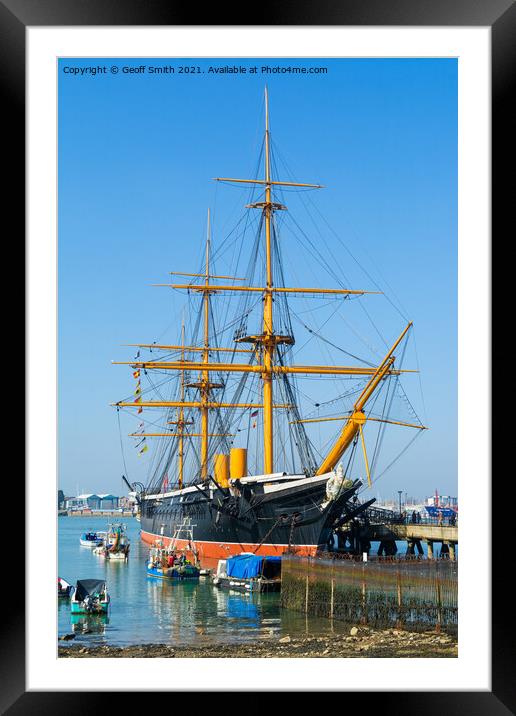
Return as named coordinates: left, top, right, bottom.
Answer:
left=58, top=57, right=457, bottom=503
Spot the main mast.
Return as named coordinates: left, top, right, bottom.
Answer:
left=262, top=89, right=274, bottom=474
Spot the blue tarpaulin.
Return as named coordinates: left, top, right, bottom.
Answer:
left=226, top=553, right=281, bottom=579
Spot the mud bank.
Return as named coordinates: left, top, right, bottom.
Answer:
left=59, top=626, right=457, bottom=658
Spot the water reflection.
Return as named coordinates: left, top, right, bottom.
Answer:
left=70, top=613, right=109, bottom=636
left=225, top=593, right=259, bottom=627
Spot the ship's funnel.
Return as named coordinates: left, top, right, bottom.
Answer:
left=230, top=448, right=247, bottom=479
left=214, top=453, right=230, bottom=488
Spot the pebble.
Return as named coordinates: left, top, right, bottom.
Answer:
left=279, top=636, right=291, bottom=644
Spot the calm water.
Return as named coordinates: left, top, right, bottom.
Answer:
left=58, top=516, right=349, bottom=647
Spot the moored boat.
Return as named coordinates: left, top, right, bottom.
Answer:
left=146, top=542, right=200, bottom=581
left=93, top=523, right=130, bottom=560
left=212, top=553, right=281, bottom=593
left=70, top=579, right=110, bottom=614
left=57, top=577, right=73, bottom=598
left=79, top=531, right=105, bottom=547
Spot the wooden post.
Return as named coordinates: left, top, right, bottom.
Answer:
left=305, top=572, right=309, bottom=613
left=361, top=563, right=367, bottom=624
left=330, top=578, right=335, bottom=620
left=435, top=568, right=442, bottom=633
left=396, top=567, right=403, bottom=629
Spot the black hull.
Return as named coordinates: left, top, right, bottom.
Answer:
left=140, top=476, right=364, bottom=559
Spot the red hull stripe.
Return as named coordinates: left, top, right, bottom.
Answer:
left=140, top=528, right=317, bottom=562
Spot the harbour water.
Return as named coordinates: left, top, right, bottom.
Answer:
left=58, top=516, right=351, bottom=648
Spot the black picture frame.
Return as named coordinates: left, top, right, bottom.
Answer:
left=7, top=0, right=508, bottom=711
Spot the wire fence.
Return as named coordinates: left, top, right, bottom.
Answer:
left=280, top=554, right=457, bottom=633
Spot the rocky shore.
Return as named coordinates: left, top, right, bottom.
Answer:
left=59, top=626, right=457, bottom=658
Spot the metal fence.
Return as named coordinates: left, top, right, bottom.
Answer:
left=280, top=555, right=457, bottom=632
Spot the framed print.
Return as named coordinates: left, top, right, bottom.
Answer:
left=5, top=0, right=511, bottom=710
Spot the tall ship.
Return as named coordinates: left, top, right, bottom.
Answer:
left=114, top=90, right=426, bottom=564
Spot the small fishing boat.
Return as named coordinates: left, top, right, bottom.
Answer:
left=212, top=553, right=282, bottom=593
left=79, top=531, right=105, bottom=547
left=93, top=523, right=130, bottom=560
left=147, top=542, right=200, bottom=581
left=57, top=577, right=73, bottom=598
left=70, top=579, right=110, bottom=614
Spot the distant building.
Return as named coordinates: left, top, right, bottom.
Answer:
left=64, top=493, right=121, bottom=511
left=98, top=494, right=119, bottom=510
left=66, top=494, right=98, bottom=510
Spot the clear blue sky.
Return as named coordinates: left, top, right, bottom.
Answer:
left=58, top=57, right=457, bottom=504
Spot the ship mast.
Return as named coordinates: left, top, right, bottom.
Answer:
left=262, top=88, right=274, bottom=474
left=181, top=208, right=225, bottom=480
left=201, top=209, right=212, bottom=479
left=115, top=89, right=417, bottom=480
left=177, top=319, right=187, bottom=488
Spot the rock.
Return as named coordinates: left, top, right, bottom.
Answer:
left=350, top=627, right=359, bottom=636
left=322, top=648, right=330, bottom=655
left=59, top=634, right=75, bottom=641
left=279, top=635, right=291, bottom=644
